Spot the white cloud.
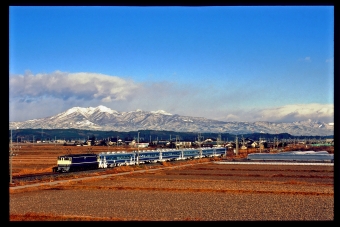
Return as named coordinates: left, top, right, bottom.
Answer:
left=218, top=103, right=334, bottom=123
left=9, top=71, right=187, bottom=121
left=9, top=71, right=334, bottom=123
left=257, top=103, right=333, bottom=122
left=9, top=71, right=140, bottom=102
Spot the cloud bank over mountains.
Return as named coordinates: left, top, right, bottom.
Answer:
left=9, top=71, right=333, bottom=123
left=10, top=71, right=139, bottom=102
left=222, top=103, right=334, bottom=123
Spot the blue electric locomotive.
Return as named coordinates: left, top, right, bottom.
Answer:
left=55, top=153, right=98, bottom=172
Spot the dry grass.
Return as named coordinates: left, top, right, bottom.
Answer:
left=20, top=183, right=332, bottom=196
left=9, top=144, right=334, bottom=221
left=15, top=167, right=55, bottom=175
left=10, top=212, right=203, bottom=221
left=10, top=212, right=129, bottom=221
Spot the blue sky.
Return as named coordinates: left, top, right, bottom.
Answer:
left=9, top=6, right=334, bottom=123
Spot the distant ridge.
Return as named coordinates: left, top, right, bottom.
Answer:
left=9, top=105, right=334, bottom=136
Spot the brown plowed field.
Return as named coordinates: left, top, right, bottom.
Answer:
left=9, top=144, right=334, bottom=221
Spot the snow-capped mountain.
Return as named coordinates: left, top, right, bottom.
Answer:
left=9, top=105, right=334, bottom=136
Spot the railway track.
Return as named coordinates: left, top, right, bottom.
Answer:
left=9, top=158, right=210, bottom=186
left=11, top=167, right=109, bottom=185
left=13, top=172, right=58, bottom=179
left=10, top=161, right=166, bottom=185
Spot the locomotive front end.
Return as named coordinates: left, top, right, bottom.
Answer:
left=56, top=155, right=73, bottom=172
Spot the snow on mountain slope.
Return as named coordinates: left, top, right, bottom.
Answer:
left=9, top=106, right=334, bottom=136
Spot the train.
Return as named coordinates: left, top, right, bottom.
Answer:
left=54, top=147, right=227, bottom=173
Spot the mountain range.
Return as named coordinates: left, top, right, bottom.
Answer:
left=9, top=105, right=334, bottom=136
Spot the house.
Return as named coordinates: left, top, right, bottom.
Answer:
left=129, top=140, right=149, bottom=148
left=250, top=141, right=258, bottom=148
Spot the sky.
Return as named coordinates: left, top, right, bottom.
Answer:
left=9, top=6, right=334, bottom=123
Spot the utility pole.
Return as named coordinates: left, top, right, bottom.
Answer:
left=176, top=135, right=180, bottom=150
left=175, top=136, right=178, bottom=149
left=137, top=132, right=140, bottom=165
left=9, top=129, right=19, bottom=184
left=197, top=132, right=201, bottom=148
left=219, top=128, right=222, bottom=147
left=197, top=133, right=202, bottom=157
left=235, top=135, right=239, bottom=156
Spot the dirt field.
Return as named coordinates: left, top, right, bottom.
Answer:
left=9, top=144, right=334, bottom=221
left=9, top=143, right=142, bottom=175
